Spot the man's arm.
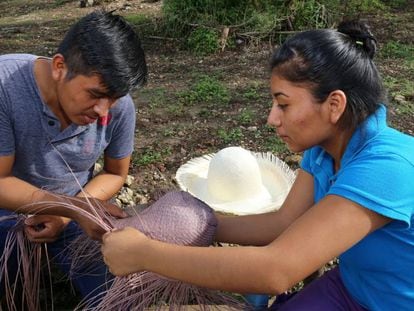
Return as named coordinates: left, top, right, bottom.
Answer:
left=0, top=154, right=57, bottom=211
left=77, top=154, right=131, bottom=201
left=27, top=154, right=131, bottom=241
left=0, top=154, right=126, bottom=241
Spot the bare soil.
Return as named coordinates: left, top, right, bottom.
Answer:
left=0, top=0, right=413, bottom=201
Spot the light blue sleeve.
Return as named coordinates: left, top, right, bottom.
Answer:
left=328, top=152, right=414, bottom=227
left=104, top=94, right=136, bottom=159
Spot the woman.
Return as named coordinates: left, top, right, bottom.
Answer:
left=101, top=20, right=414, bottom=310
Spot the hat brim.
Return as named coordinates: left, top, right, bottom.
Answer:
left=175, top=151, right=296, bottom=215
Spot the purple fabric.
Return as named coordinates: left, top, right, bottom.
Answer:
left=269, top=267, right=368, bottom=311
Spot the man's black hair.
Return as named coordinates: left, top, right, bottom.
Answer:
left=57, top=10, right=147, bottom=98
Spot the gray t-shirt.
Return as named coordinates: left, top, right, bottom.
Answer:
left=0, top=54, right=136, bottom=196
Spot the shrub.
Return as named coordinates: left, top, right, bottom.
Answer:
left=161, top=0, right=394, bottom=53
left=187, top=28, right=220, bottom=55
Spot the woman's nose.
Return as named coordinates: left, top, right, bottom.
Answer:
left=267, top=104, right=282, bottom=128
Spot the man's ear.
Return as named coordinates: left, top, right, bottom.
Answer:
left=326, top=90, right=347, bottom=124
left=51, top=54, right=67, bottom=81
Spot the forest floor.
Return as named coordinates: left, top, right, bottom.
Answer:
left=0, top=0, right=412, bottom=201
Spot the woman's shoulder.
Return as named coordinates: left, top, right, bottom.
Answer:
left=341, top=127, right=414, bottom=193
left=366, top=126, right=414, bottom=165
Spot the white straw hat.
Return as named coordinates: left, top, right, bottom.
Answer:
left=175, top=146, right=296, bottom=215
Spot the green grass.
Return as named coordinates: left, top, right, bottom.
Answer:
left=125, top=13, right=153, bottom=26
left=217, top=128, right=243, bottom=144
left=166, top=102, right=185, bottom=116
left=132, top=149, right=161, bottom=166
left=162, top=127, right=176, bottom=137
left=140, top=87, right=167, bottom=109
left=383, top=76, right=414, bottom=99
left=393, top=100, right=414, bottom=114
left=243, top=83, right=263, bottom=101
left=382, top=0, right=411, bottom=8
left=178, top=75, right=230, bottom=106
left=263, top=126, right=289, bottom=154
left=379, top=40, right=414, bottom=118
left=197, top=107, right=213, bottom=118
left=237, top=108, right=256, bottom=125
left=380, top=41, right=414, bottom=62
left=0, top=0, right=66, bottom=12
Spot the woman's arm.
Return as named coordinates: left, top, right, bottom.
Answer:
left=214, top=169, right=315, bottom=246
left=102, top=194, right=391, bottom=294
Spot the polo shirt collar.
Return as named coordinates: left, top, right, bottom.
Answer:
left=40, top=101, right=89, bottom=142
left=340, top=104, right=388, bottom=168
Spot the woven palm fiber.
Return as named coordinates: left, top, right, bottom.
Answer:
left=71, top=191, right=250, bottom=310
left=115, top=190, right=218, bottom=246
left=0, top=191, right=250, bottom=310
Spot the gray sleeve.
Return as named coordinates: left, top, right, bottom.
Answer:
left=104, top=94, right=136, bottom=159
left=0, top=86, right=15, bottom=156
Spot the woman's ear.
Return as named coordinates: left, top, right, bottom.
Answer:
left=326, top=90, right=347, bottom=124
left=51, top=54, right=67, bottom=81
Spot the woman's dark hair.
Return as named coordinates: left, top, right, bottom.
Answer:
left=57, top=10, right=148, bottom=98
left=270, top=20, right=385, bottom=129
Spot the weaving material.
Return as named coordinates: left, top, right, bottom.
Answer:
left=115, top=191, right=218, bottom=246
left=0, top=191, right=250, bottom=310
left=73, top=191, right=249, bottom=310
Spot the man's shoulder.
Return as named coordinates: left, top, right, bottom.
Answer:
left=117, top=93, right=134, bottom=105
left=110, top=94, right=135, bottom=115
left=0, top=54, right=37, bottom=81
left=0, top=53, right=37, bottom=64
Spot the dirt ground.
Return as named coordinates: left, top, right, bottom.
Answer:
left=0, top=0, right=413, bottom=201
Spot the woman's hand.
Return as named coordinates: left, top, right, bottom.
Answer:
left=101, top=227, right=149, bottom=276
left=24, top=215, right=70, bottom=243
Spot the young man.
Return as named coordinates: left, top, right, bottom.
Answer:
left=0, top=10, right=147, bottom=302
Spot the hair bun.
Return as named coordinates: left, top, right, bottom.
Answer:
left=337, top=20, right=377, bottom=59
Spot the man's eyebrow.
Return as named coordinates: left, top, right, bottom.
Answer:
left=88, top=88, right=111, bottom=98
left=273, top=91, right=289, bottom=98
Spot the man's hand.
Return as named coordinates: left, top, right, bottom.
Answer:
left=73, top=199, right=128, bottom=241
left=75, top=214, right=107, bottom=241
left=98, top=200, right=128, bottom=219
left=24, top=215, right=70, bottom=243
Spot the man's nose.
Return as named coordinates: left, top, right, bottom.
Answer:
left=93, top=98, right=114, bottom=117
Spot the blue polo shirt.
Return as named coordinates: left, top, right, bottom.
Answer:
left=301, top=105, right=414, bottom=310
left=0, top=54, right=136, bottom=196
